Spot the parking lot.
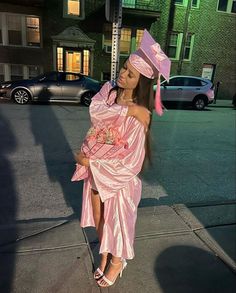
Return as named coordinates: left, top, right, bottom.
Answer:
left=0, top=100, right=235, bottom=223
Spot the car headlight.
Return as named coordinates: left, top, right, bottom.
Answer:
left=1, top=83, right=12, bottom=89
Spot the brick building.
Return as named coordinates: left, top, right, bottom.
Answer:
left=0, top=0, right=235, bottom=99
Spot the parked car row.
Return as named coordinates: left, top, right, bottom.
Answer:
left=0, top=73, right=215, bottom=110
left=0, top=71, right=101, bottom=106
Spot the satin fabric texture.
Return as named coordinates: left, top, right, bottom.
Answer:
left=79, top=81, right=146, bottom=259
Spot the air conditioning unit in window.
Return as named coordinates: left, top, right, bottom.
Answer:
left=104, top=45, right=112, bottom=53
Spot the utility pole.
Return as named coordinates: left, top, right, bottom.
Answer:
left=177, top=0, right=192, bottom=74
left=105, top=0, right=122, bottom=81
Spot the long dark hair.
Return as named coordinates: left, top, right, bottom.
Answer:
left=109, top=74, right=155, bottom=165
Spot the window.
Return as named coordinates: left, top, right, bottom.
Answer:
left=83, top=50, right=90, bottom=76
left=217, top=0, right=236, bottom=13
left=57, top=47, right=63, bottom=71
left=0, top=64, right=4, bottom=82
left=63, top=0, right=84, bottom=19
left=167, top=33, right=182, bottom=59
left=103, top=25, right=144, bottom=55
left=167, top=32, right=194, bottom=61
left=64, top=73, right=81, bottom=81
left=122, top=0, right=136, bottom=8
left=184, top=34, right=194, bottom=60
left=174, top=0, right=200, bottom=8
left=0, top=14, right=2, bottom=44
left=7, top=14, right=22, bottom=45
left=26, top=17, right=40, bottom=47
left=10, top=64, right=23, bottom=80
left=28, top=65, right=41, bottom=79
left=136, top=29, right=144, bottom=49
left=0, top=13, right=41, bottom=47
left=120, top=28, right=131, bottom=54
left=68, top=0, right=80, bottom=15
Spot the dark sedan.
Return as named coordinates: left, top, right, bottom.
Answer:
left=0, top=71, right=101, bottom=106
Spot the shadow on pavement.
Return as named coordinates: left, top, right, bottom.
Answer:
left=0, top=108, right=18, bottom=292
left=29, top=101, right=83, bottom=220
left=155, top=245, right=236, bottom=293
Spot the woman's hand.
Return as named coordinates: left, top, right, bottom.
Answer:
left=127, top=105, right=151, bottom=131
left=74, top=151, right=90, bottom=167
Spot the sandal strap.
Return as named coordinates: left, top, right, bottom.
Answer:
left=100, top=275, right=114, bottom=286
left=110, top=260, right=122, bottom=266
left=95, top=267, right=103, bottom=275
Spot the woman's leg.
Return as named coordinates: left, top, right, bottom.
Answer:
left=91, top=189, right=109, bottom=271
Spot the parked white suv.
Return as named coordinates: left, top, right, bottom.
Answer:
left=154, top=75, right=215, bottom=110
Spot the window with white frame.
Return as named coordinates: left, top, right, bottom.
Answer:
left=217, top=0, right=236, bottom=13
left=103, top=24, right=144, bottom=55
left=0, top=13, right=41, bottom=47
left=184, top=34, right=194, bottom=60
left=168, top=32, right=194, bottom=60
left=63, top=0, right=84, bottom=19
left=174, top=0, right=200, bottom=8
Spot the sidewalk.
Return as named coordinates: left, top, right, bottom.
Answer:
left=0, top=202, right=235, bottom=293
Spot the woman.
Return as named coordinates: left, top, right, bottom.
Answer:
left=74, top=30, right=171, bottom=287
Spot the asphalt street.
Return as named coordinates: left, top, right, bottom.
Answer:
left=0, top=100, right=235, bottom=224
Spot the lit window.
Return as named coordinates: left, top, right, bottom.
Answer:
left=10, top=64, right=23, bottom=80
left=68, top=0, right=80, bottom=16
left=136, top=29, right=144, bottom=49
left=57, top=47, right=63, bottom=71
left=7, top=15, right=22, bottom=45
left=120, top=28, right=131, bottom=54
left=26, top=17, right=40, bottom=47
left=103, top=25, right=144, bottom=55
left=83, top=50, right=90, bottom=75
left=217, top=0, right=236, bottom=13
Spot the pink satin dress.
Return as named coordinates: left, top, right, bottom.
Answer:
left=80, top=81, right=146, bottom=260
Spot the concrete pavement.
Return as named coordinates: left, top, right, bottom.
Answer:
left=0, top=202, right=235, bottom=293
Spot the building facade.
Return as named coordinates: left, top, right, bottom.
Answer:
left=0, top=0, right=235, bottom=99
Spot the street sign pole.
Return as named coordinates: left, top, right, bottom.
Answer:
left=111, top=1, right=122, bottom=81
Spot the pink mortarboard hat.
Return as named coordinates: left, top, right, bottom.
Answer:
left=128, top=29, right=171, bottom=116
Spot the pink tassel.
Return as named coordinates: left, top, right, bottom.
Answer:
left=155, top=74, right=164, bottom=116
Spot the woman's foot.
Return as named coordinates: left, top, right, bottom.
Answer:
left=93, top=253, right=110, bottom=280
left=97, top=259, right=127, bottom=287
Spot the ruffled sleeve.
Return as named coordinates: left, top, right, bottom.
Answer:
left=89, top=81, right=128, bottom=127
left=89, top=118, right=145, bottom=202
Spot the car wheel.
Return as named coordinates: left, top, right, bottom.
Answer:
left=193, top=96, right=206, bottom=110
left=12, top=88, right=31, bottom=105
left=81, top=91, right=93, bottom=107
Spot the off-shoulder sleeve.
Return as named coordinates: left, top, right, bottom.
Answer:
left=89, top=81, right=128, bottom=127
left=89, top=119, right=145, bottom=202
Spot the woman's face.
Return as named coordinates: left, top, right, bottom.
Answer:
left=117, top=60, right=140, bottom=90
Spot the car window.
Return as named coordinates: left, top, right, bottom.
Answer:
left=43, top=72, right=58, bottom=82
left=168, top=77, right=185, bottom=86
left=185, top=78, right=203, bottom=86
left=63, top=73, right=81, bottom=81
